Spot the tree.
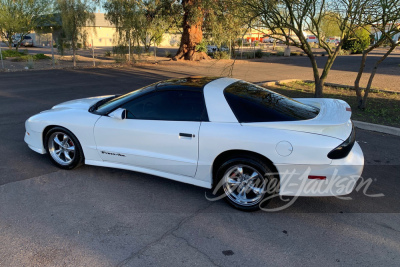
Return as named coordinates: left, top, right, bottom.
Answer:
left=320, top=12, right=342, bottom=37
left=0, top=0, right=51, bottom=50
left=245, top=0, right=370, bottom=97
left=342, top=27, right=371, bottom=53
left=203, top=0, right=248, bottom=56
left=56, top=0, right=96, bottom=67
left=174, top=0, right=210, bottom=60
left=353, top=0, right=400, bottom=109
left=104, top=0, right=179, bottom=57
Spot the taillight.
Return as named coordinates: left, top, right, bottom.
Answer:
left=327, top=123, right=356, bottom=159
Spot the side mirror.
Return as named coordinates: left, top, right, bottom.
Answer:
left=109, top=108, right=127, bottom=120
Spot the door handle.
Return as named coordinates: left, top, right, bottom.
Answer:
left=179, top=133, right=195, bottom=138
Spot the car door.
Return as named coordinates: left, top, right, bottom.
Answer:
left=93, top=89, right=207, bottom=177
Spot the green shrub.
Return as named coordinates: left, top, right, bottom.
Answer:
left=338, top=49, right=351, bottom=56
left=104, top=50, right=112, bottom=57
left=112, top=45, right=129, bottom=55
left=255, top=49, right=263, bottom=58
left=244, top=52, right=254, bottom=59
left=277, top=51, right=284, bottom=56
left=213, top=51, right=230, bottom=59
left=33, top=53, right=50, bottom=60
left=342, top=28, right=370, bottom=54
left=1, top=49, right=25, bottom=58
left=195, top=41, right=207, bottom=53
left=290, top=52, right=302, bottom=56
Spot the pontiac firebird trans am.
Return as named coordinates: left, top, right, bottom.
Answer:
left=25, top=77, right=364, bottom=211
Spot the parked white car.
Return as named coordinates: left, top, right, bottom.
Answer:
left=206, top=45, right=218, bottom=53
left=13, top=35, right=34, bottom=47
left=24, top=77, right=364, bottom=211
left=306, top=35, right=319, bottom=43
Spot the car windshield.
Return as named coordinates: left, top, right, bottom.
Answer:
left=95, top=83, right=157, bottom=114
left=224, top=81, right=320, bottom=123
left=24, top=36, right=32, bottom=39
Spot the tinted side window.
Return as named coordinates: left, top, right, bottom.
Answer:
left=224, top=81, right=319, bottom=123
left=122, top=90, right=207, bottom=121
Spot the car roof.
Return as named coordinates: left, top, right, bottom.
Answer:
left=155, top=77, right=221, bottom=92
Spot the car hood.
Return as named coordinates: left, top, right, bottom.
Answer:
left=52, top=95, right=114, bottom=110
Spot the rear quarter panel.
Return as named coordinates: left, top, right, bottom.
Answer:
left=195, top=122, right=342, bottom=182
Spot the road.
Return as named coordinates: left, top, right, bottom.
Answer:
left=0, top=68, right=399, bottom=266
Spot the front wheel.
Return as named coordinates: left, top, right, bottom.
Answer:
left=215, top=157, right=278, bottom=211
left=45, top=127, right=84, bottom=169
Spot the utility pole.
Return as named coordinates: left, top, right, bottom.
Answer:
left=128, top=35, right=131, bottom=63
left=92, top=37, right=95, bottom=67
left=51, top=27, right=55, bottom=68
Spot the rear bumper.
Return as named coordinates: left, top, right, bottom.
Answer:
left=276, top=142, right=364, bottom=196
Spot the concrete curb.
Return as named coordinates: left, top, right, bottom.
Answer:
left=259, top=79, right=302, bottom=87
left=353, top=121, right=400, bottom=136
left=259, top=79, right=398, bottom=95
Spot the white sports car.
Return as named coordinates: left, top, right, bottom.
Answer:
left=25, top=77, right=364, bottom=211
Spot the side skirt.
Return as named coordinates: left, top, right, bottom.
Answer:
left=85, top=160, right=212, bottom=189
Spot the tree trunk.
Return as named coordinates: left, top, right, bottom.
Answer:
left=360, top=45, right=396, bottom=109
left=174, top=0, right=209, bottom=61
left=354, top=40, right=384, bottom=109
left=315, top=78, right=325, bottom=98
left=308, top=53, right=323, bottom=98
left=8, top=37, right=13, bottom=50
left=354, top=51, right=368, bottom=107
left=72, top=37, right=76, bottom=67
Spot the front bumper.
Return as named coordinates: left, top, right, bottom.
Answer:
left=24, top=129, right=45, bottom=154
left=276, top=142, right=364, bottom=196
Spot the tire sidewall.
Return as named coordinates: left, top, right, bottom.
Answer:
left=45, top=127, right=84, bottom=170
left=215, top=157, right=276, bottom=211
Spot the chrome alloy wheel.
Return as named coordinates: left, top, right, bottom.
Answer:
left=48, top=132, right=76, bottom=166
left=223, top=164, right=266, bottom=206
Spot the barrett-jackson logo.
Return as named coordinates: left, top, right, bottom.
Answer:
left=101, top=151, right=126, bottom=157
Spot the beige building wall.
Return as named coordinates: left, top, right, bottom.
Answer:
left=84, top=26, right=116, bottom=47
left=84, top=26, right=181, bottom=48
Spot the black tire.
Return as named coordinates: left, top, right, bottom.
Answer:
left=214, top=156, right=278, bottom=211
left=44, top=127, right=84, bottom=170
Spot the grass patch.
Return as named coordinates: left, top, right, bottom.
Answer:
left=268, top=81, right=400, bottom=128
left=11, top=53, right=51, bottom=62
left=1, top=49, right=27, bottom=58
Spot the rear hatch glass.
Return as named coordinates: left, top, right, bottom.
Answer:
left=224, top=81, right=320, bottom=123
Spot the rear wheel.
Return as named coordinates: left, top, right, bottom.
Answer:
left=45, top=127, right=84, bottom=169
left=215, top=156, right=277, bottom=211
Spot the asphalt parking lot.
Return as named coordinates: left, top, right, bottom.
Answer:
left=0, top=68, right=399, bottom=266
